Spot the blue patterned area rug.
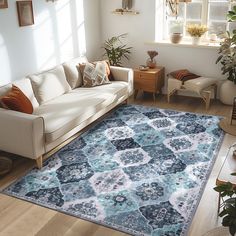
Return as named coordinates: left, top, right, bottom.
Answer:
left=3, top=105, right=224, bottom=236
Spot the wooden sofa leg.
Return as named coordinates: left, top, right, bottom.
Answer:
left=167, top=94, right=170, bottom=103
left=36, top=156, right=43, bottom=169
left=204, top=91, right=211, bottom=110
left=214, top=84, right=217, bottom=100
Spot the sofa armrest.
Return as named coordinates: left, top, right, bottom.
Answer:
left=0, top=108, right=45, bottom=159
left=110, top=66, right=134, bottom=96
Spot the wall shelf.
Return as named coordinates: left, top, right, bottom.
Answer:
left=112, top=10, right=139, bottom=15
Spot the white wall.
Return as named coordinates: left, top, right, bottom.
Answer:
left=100, top=0, right=156, bottom=67
left=100, top=0, right=224, bottom=92
left=0, top=0, right=101, bottom=86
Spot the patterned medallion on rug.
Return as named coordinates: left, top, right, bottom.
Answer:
left=3, top=105, right=224, bottom=236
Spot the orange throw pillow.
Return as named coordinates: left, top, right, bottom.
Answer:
left=1, top=85, right=33, bottom=114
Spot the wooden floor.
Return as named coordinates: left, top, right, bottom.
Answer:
left=0, top=94, right=235, bottom=236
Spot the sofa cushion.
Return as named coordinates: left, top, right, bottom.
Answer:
left=29, top=65, right=71, bottom=104
left=63, top=56, right=87, bottom=89
left=34, top=81, right=128, bottom=143
left=80, top=62, right=111, bottom=87
left=0, top=78, right=39, bottom=109
left=78, top=60, right=115, bottom=82
left=1, top=85, right=33, bottom=114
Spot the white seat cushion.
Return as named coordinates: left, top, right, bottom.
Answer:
left=29, top=65, right=71, bottom=104
left=34, top=81, right=128, bottom=143
left=184, top=77, right=218, bottom=94
left=167, top=77, right=182, bottom=94
left=0, top=78, right=39, bottom=109
left=168, top=76, right=218, bottom=94
left=63, top=56, right=87, bottom=89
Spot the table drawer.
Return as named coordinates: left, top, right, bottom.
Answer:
left=134, top=71, right=156, bottom=80
left=134, top=78, right=156, bottom=92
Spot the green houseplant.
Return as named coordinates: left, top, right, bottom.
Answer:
left=102, top=33, right=132, bottom=66
left=214, top=175, right=236, bottom=236
left=216, top=7, right=236, bottom=104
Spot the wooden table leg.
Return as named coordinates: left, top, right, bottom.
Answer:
left=153, top=93, right=156, bottom=101
left=217, top=192, right=221, bottom=215
left=134, top=90, right=139, bottom=99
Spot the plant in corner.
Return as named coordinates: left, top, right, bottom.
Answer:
left=102, top=33, right=132, bottom=66
left=214, top=174, right=236, bottom=236
left=216, top=6, right=236, bottom=105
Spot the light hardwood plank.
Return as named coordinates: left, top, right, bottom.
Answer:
left=0, top=94, right=235, bottom=236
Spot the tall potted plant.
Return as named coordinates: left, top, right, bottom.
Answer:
left=102, top=33, right=132, bottom=66
left=214, top=175, right=236, bottom=236
left=216, top=7, right=236, bottom=105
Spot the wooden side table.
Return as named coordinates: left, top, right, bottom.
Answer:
left=133, top=67, right=165, bottom=101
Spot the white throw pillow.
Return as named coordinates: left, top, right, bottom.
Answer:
left=0, top=78, right=39, bottom=109
left=29, top=65, right=71, bottom=104
left=63, top=56, right=88, bottom=89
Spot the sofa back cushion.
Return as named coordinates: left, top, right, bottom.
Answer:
left=63, top=56, right=87, bottom=89
left=29, top=65, right=71, bottom=104
left=0, top=78, right=39, bottom=109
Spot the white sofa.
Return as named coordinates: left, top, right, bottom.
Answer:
left=0, top=57, right=133, bottom=168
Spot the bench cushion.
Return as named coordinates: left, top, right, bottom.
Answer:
left=168, top=76, right=218, bottom=94
left=184, top=77, right=218, bottom=94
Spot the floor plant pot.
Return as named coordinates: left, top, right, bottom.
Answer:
left=219, top=80, right=236, bottom=105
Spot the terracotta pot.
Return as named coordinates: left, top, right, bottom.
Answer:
left=170, top=33, right=182, bottom=44
left=219, top=80, right=236, bottom=105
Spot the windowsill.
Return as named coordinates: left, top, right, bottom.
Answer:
left=145, top=40, right=220, bottom=49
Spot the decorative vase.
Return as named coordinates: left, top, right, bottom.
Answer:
left=219, top=80, right=236, bottom=105
left=146, top=58, right=156, bottom=68
left=122, top=0, right=132, bottom=10
left=192, top=36, right=201, bottom=45
left=170, top=33, right=182, bottom=44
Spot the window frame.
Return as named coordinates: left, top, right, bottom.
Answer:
left=162, top=0, right=232, bottom=41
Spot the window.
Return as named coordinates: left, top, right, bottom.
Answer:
left=162, top=0, right=236, bottom=40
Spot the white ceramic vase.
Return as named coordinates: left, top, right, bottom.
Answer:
left=192, top=36, right=200, bottom=45
left=219, top=80, right=236, bottom=105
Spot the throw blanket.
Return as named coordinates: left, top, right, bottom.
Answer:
left=169, top=69, right=200, bottom=84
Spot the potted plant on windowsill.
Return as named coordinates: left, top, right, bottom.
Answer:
left=102, top=33, right=132, bottom=66
left=216, top=7, right=236, bottom=105
left=214, top=175, right=236, bottom=236
left=186, top=24, right=208, bottom=45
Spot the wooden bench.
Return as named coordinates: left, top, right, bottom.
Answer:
left=167, top=76, right=218, bottom=110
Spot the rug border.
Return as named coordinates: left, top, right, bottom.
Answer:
left=0, top=104, right=225, bottom=236
left=181, top=126, right=225, bottom=236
